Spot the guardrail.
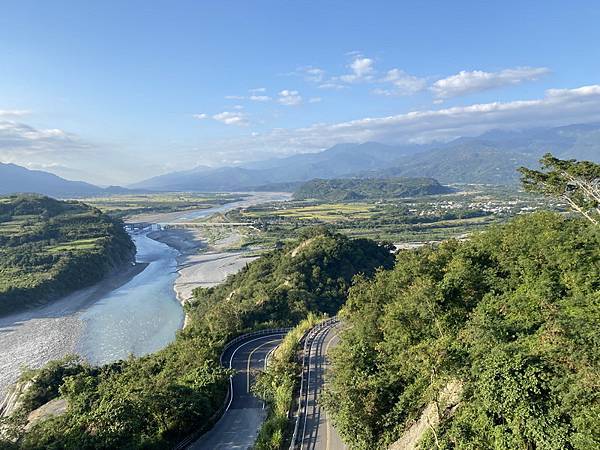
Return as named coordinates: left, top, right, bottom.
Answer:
left=174, top=327, right=291, bottom=450
left=289, top=317, right=339, bottom=450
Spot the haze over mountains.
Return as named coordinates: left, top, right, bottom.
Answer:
left=2, top=123, right=599, bottom=197
left=0, top=163, right=133, bottom=198
left=132, top=123, right=600, bottom=191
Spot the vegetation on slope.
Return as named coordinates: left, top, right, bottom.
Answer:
left=323, top=212, right=600, bottom=449
left=293, top=177, right=451, bottom=202
left=253, top=313, right=321, bottom=450
left=0, top=195, right=135, bottom=315
left=1, top=229, right=393, bottom=449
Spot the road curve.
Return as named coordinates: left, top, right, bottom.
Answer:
left=190, top=332, right=285, bottom=450
left=296, top=324, right=347, bottom=450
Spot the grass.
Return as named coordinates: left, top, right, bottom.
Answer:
left=46, top=237, right=103, bottom=254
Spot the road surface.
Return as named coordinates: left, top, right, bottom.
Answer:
left=296, top=324, right=347, bottom=450
left=190, top=332, right=285, bottom=450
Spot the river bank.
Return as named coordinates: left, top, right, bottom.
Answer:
left=0, top=261, right=147, bottom=403
left=148, top=228, right=259, bottom=327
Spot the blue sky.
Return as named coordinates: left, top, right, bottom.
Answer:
left=1, top=0, right=600, bottom=184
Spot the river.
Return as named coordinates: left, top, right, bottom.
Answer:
left=0, top=192, right=290, bottom=400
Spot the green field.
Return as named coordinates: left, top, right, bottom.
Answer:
left=227, top=185, right=557, bottom=245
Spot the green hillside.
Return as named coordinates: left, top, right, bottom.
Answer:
left=293, top=177, right=451, bottom=201
left=324, top=212, right=600, bottom=449
left=0, top=195, right=135, bottom=315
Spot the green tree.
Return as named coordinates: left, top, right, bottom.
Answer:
left=519, top=153, right=600, bottom=224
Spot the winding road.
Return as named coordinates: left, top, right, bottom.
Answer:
left=190, top=331, right=286, bottom=450
left=294, top=323, right=347, bottom=450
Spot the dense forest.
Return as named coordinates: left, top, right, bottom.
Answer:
left=323, top=212, right=599, bottom=449
left=0, top=229, right=393, bottom=448
left=0, top=195, right=135, bottom=315
left=293, top=177, right=451, bottom=201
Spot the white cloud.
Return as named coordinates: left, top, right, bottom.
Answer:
left=224, top=95, right=245, bottom=100
left=308, top=97, right=322, bottom=103
left=192, top=113, right=208, bottom=119
left=249, top=87, right=266, bottom=93
left=431, top=66, right=551, bottom=99
left=0, top=110, right=30, bottom=118
left=340, top=56, right=375, bottom=83
left=374, top=69, right=427, bottom=96
left=193, top=84, right=600, bottom=162
left=249, top=95, right=272, bottom=102
left=212, top=111, right=248, bottom=126
left=278, top=90, right=302, bottom=106
left=296, top=66, right=326, bottom=83
left=318, top=82, right=346, bottom=90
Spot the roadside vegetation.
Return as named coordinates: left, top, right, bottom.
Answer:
left=1, top=228, right=393, bottom=448
left=253, top=313, right=321, bottom=450
left=0, top=195, right=135, bottom=315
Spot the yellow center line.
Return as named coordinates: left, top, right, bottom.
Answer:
left=247, top=339, right=280, bottom=393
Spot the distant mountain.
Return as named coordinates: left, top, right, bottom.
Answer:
left=132, top=123, right=600, bottom=191
left=0, top=163, right=134, bottom=198
left=376, top=123, right=600, bottom=183
left=131, top=142, right=427, bottom=191
left=372, top=143, right=540, bottom=184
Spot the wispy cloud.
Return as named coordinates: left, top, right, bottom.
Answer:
left=249, top=95, right=271, bottom=102
left=0, top=110, right=30, bottom=118
left=293, top=66, right=326, bottom=83
left=373, top=69, right=427, bottom=96
left=278, top=90, right=302, bottom=106
left=212, top=111, right=249, bottom=126
left=431, top=66, right=551, bottom=99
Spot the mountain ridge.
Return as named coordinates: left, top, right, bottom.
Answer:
left=131, top=123, right=600, bottom=190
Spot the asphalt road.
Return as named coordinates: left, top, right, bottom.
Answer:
left=190, top=332, right=285, bottom=450
left=297, top=324, right=347, bottom=450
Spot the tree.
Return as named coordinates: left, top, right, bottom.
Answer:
left=519, top=153, right=600, bottom=225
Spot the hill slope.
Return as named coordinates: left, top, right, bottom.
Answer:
left=293, top=177, right=451, bottom=201
left=0, top=195, right=135, bottom=315
left=324, top=212, right=600, bottom=449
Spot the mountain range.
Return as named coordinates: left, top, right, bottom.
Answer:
left=2, top=123, right=599, bottom=197
left=0, top=163, right=136, bottom=198
left=132, top=123, right=600, bottom=191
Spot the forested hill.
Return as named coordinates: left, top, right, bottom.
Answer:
left=0, top=195, right=135, bottom=315
left=189, top=227, right=396, bottom=331
left=5, top=229, right=393, bottom=448
left=293, top=177, right=451, bottom=201
left=324, top=212, right=600, bottom=449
